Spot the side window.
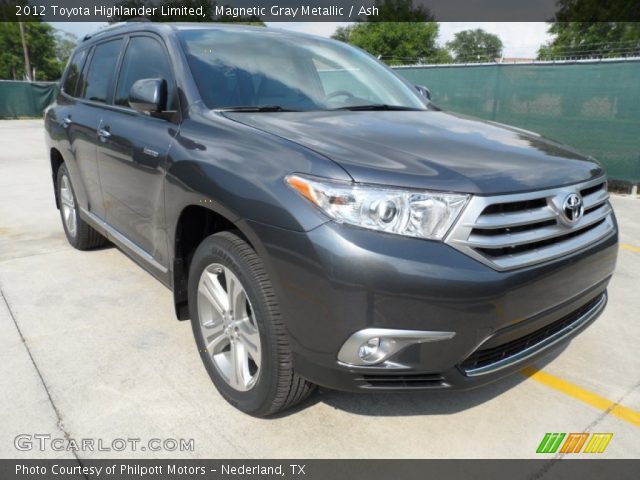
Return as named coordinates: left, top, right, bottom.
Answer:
left=81, top=39, right=123, bottom=103
left=115, top=36, right=175, bottom=110
left=62, top=49, right=88, bottom=97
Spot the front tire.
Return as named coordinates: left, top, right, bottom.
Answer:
left=188, top=231, right=314, bottom=416
left=56, top=164, right=107, bottom=250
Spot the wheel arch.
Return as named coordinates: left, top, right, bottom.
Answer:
left=50, top=148, right=65, bottom=209
left=172, top=204, right=257, bottom=321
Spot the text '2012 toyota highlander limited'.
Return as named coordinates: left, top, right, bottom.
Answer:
left=44, top=23, right=618, bottom=416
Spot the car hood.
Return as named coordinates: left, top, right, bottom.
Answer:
left=223, top=110, right=604, bottom=195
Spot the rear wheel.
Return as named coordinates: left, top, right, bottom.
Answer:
left=56, top=163, right=107, bottom=250
left=188, top=231, right=315, bottom=416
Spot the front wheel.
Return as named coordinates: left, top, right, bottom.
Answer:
left=188, top=231, right=315, bottom=416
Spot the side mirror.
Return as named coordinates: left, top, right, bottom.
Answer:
left=415, top=84, right=431, bottom=101
left=129, top=78, right=167, bottom=114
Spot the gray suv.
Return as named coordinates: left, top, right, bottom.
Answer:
left=44, top=23, right=618, bottom=416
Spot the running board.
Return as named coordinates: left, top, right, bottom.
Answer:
left=80, top=208, right=168, bottom=274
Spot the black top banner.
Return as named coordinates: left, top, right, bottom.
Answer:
left=1, top=0, right=639, bottom=22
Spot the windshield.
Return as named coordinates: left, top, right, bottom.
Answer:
left=178, top=28, right=427, bottom=111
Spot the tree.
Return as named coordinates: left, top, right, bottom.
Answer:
left=446, top=29, right=503, bottom=63
left=537, top=0, right=640, bottom=59
left=538, top=22, right=640, bottom=60
left=430, top=48, right=454, bottom=64
left=347, top=22, right=444, bottom=65
left=18, top=22, right=31, bottom=81
left=331, top=25, right=354, bottom=43
left=330, top=0, right=449, bottom=65
left=54, top=30, right=79, bottom=68
left=0, top=22, right=63, bottom=80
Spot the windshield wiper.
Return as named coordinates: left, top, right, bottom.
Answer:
left=331, top=104, right=422, bottom=111
left=218, top=105, right=300, bottom=112
left=219, top=104, right=421, bottom=112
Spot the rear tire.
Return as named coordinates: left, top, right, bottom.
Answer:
left=188, top=231, right=315, bottom=417
left=56, top=163, right=107, bottom=250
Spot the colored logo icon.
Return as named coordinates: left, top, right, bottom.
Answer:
left=536, top=433, right=613, bottom=454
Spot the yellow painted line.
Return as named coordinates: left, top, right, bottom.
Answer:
left=621, top=243, right=640, bottom=253
left=520, top=367, right=640, bottom=428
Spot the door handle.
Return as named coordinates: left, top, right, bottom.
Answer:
left=97, top=128, right=111, bottom=140
left=62, top=116, right=72, bottom=128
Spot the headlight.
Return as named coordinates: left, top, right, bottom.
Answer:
left=286, top=174, right=469, bottom=240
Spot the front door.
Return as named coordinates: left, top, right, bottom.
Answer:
left=96, top=34, right=179, bottom=267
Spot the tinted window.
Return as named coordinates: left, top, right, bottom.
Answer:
left=62, top=49, right=87, bottom=97
left=82, top=39, right=123, bottom=103
left=115, top=36, right=175, bottom=109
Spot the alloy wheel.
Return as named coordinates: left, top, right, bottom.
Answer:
left=197, top=263, right=262, bottom=391
left=60, top=175, right=77, bottom=238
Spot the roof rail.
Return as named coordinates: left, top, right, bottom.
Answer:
left=82, top=21, right=140, bottom=41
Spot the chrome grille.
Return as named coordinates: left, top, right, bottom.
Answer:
left=445, top=178, right=615, bottom=271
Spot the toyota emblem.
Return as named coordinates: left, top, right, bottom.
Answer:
left=562, top=193, right=584, bottom=224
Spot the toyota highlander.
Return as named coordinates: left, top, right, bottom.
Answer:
left=44, top=23, right=618, bottom=416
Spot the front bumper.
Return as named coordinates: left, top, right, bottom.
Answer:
left=243, top=217, right=618, bottom=392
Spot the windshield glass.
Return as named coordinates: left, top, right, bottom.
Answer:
left=178, top=28, right=427, bottom=111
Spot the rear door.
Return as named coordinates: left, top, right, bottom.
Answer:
left=96, top=34, right=179, bottom=269
left=71, top=38, right=124, bottom=220
left=53, top=48, right=93, bottom=210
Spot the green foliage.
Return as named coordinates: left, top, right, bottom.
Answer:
left=333, top=22, right=451, bottom=65
left=0, top=22, right=64, bottom=80
left=330, top=2, right=449, bottom=64
left=347, top=22, right=444, bottom=65
left=446, top=29, right=503, bottom=62
left=331, top=25, right=354, bottom=43
left=538, top=1, right=640, bottom=60
left=538, top=22, right=640, bottom=59
left=429, top=47, right=454, bottom=64
left=54, top=30, right=79, bottom=67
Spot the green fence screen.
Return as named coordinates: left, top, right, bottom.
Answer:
left=0, top=80, right=58, bottom=119
left=394, top=61, right=640, bottom=185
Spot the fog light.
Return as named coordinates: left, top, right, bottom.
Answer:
left=358, top=337, right=381, bottom=362
left=338, top=328, right=456, bottom=366
left=357, top=337, right=395, bottom=364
